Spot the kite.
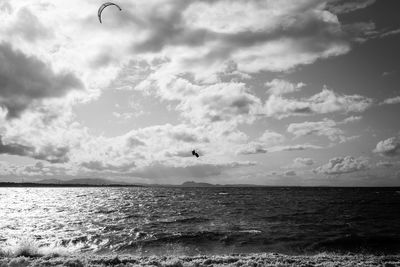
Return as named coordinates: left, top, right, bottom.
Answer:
left=192, top=150, right=200, bottom=158
left=98, top=2, right=122, bottom=23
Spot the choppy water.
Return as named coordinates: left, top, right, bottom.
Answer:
left=1, top=187, right=399, bottom=255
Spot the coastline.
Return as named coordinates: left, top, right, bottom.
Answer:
left=1, top=253, right=400, bottom=266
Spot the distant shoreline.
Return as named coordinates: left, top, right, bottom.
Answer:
left=0, top=182, right=144, bottom=188
left=0, top=182, right=399, bottom=188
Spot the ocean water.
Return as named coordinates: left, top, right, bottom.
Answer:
left=0, top=187, right=399, bottom=256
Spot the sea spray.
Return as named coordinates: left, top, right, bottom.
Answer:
left=0, top=237, right=81, bottom=257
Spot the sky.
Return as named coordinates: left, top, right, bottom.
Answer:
left=0, top=0, right=400, bottom=186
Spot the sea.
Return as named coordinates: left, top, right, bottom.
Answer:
left=1, top=187, right=400, bottom=256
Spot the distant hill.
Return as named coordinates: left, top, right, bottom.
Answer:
left=180, top=181, right=217, bottom=187
left=0, top=178, right=262, bottom=187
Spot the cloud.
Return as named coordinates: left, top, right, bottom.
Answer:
left=236, top=130, right=284, bottom=155
left=0, top=42, right=83, bottom=119
left=236, top=142, right=268, bottom=155
left=122, top=0, right=352, bottom=82
left=80, top=161, right=136, bottom=172
left=259, top=130, right=285, bottom=146
left=314, top=156, right=369, bottom=175
left=382, top=70, right=397, bottom=77
left=270, top=144, right=323, bottom=152
left=264, top=88, right=372, bottom=119
left=0, top=136, right=69, bottom=163
left=327, top=0, right=376, bottom=14
left=138, top=75, right=262, bottom=125
left=341, top=116, right=362, bottom=124
left=265, top=79, right=305, bottom=96
left=165, top=150, right=196, bottom=158
left=179, top=82, right=262, bottom=125
left=7, top=7, right=53, bottom=42
left=293, top=157, right=315, bottom=167
left=343, top=21, right=400, bottom=43
left=379, top=28, right=400, bottom=38
left=376, top=161, right=397, bottom=168
left=284, top=170, right=296, bottom=176
left=0, top=0, right=390, bottom=183
left=374, top=137, right=400, bottom=157
left=287, top=118, right=354, bottom=142
left=237, top=142, right=322, bottom=155
left=128, top=161, right=256, bottom=180
left=0, top=160, right=74, bottom=178
left=381, top=96, right=400, bottom=105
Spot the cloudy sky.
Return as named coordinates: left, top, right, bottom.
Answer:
left=1, top=0, right=400, bottom=185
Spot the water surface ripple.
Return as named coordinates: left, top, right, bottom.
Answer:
left=1, top=187, right=399, bottom=255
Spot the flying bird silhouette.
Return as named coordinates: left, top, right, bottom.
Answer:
left=192, top=150, right=199, bottom=158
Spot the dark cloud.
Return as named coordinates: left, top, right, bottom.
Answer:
left=284, top=170, right=296, bottom=176
left=0, top=137, right=69, bottom=163
left=327, top=0, right=375, bottom=14
left=0, top=42, right=83, bottom=119
left=171, top=131, right=208, bottom=143
left=164, top=150, right=194, bottom=158
left=126, top=137, right=146, bottom=148
left=275, top=144, right=322, bottom=151
left=80, top=161, right=136, bottom=172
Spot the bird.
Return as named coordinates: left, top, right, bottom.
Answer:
left=192, top=150, right=199, bottom=158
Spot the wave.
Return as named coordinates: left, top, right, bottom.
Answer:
left=0, top=252, right=399, bottom=267
left=308, top=235, right=400, bottom=254
left=0, top=237, right=80, bottom=258
left=159, top=216, right=210, bottom=224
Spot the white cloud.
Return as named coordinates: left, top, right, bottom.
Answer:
left=264, top=88, right=372, bottom=119
left=341, top=115, right=362, bottom=124
left=287, top=118, right=357, bottom=143
left=178, top=82, right=262, bottom=125
left=265, top=79, right=306, bottom=96
left=259, top=130, right=285, bottom=146
left=128, top=0, right=351, bottom=80
left=237, top=142, right=322, bottom=155
left=381, top=96, right=400, bottom=105
left=269, top=144, right=323, bottom=152
left=314, top=156, right=369, bottom=175
left=374, top=137, right=400, bottom=157
left=236, top=130, right=284, bottom=155
left=236, top=142, right=268, bottom=155
left=137, top=75, right=262, bottom=125
left=293, top=157, right=315, bottom=167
